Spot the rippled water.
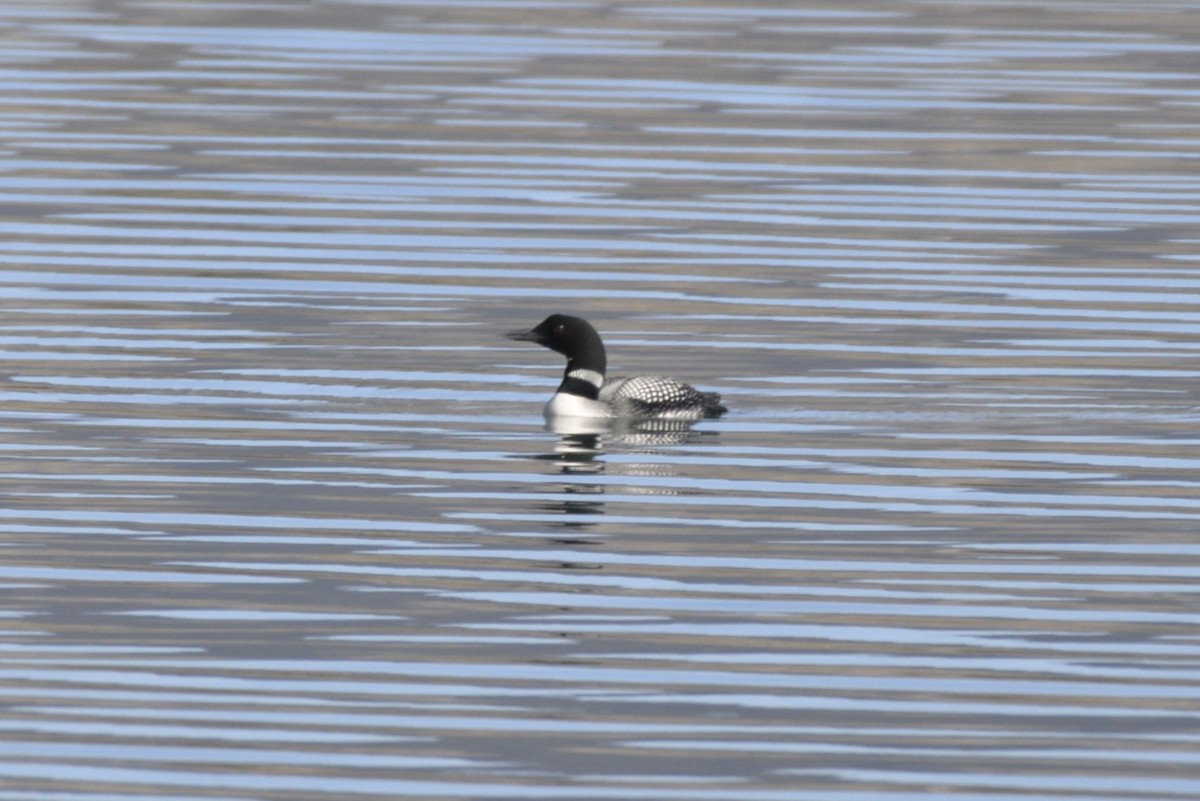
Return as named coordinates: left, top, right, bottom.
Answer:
left=2, top=1, right=1199, bottom=799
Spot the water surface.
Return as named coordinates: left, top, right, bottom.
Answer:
left=1, top=1, right=1199, bottom=799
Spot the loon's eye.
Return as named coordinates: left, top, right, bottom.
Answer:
left=554, top=324, right=566, bottom=335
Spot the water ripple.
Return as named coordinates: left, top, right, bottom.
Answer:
left=1, top=1, right=1198, bottom=799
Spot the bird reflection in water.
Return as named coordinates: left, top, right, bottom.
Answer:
left=526, top=416, right=720, bottom=541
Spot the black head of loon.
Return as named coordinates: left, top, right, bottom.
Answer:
left=506, top=314, right=606, bottom=374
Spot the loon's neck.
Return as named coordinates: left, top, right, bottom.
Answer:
left=556, top=334, right=606, bottom=400
left=557, top=365, right=604, bottom=400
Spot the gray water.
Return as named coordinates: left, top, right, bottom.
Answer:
left=2, top=1, right=1199, bottom=799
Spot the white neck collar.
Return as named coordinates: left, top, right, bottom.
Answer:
left=566, top=368, right=604, bottom=389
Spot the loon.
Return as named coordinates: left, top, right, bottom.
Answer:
left=507, top=314, right=727, bottom=420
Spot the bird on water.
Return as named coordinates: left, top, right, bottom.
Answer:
left=507, top=314, right=727, bottom=420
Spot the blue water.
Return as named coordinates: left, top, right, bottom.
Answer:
left=1, top=1, right=1199, bottom=799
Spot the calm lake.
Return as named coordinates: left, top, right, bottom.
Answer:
left=1, top=1, right=1199, bottom=799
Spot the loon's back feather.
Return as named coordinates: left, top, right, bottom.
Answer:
left=601, top=376, right=727, bottom=420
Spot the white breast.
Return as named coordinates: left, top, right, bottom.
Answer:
left=544, top=391, right=613, bottom=418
